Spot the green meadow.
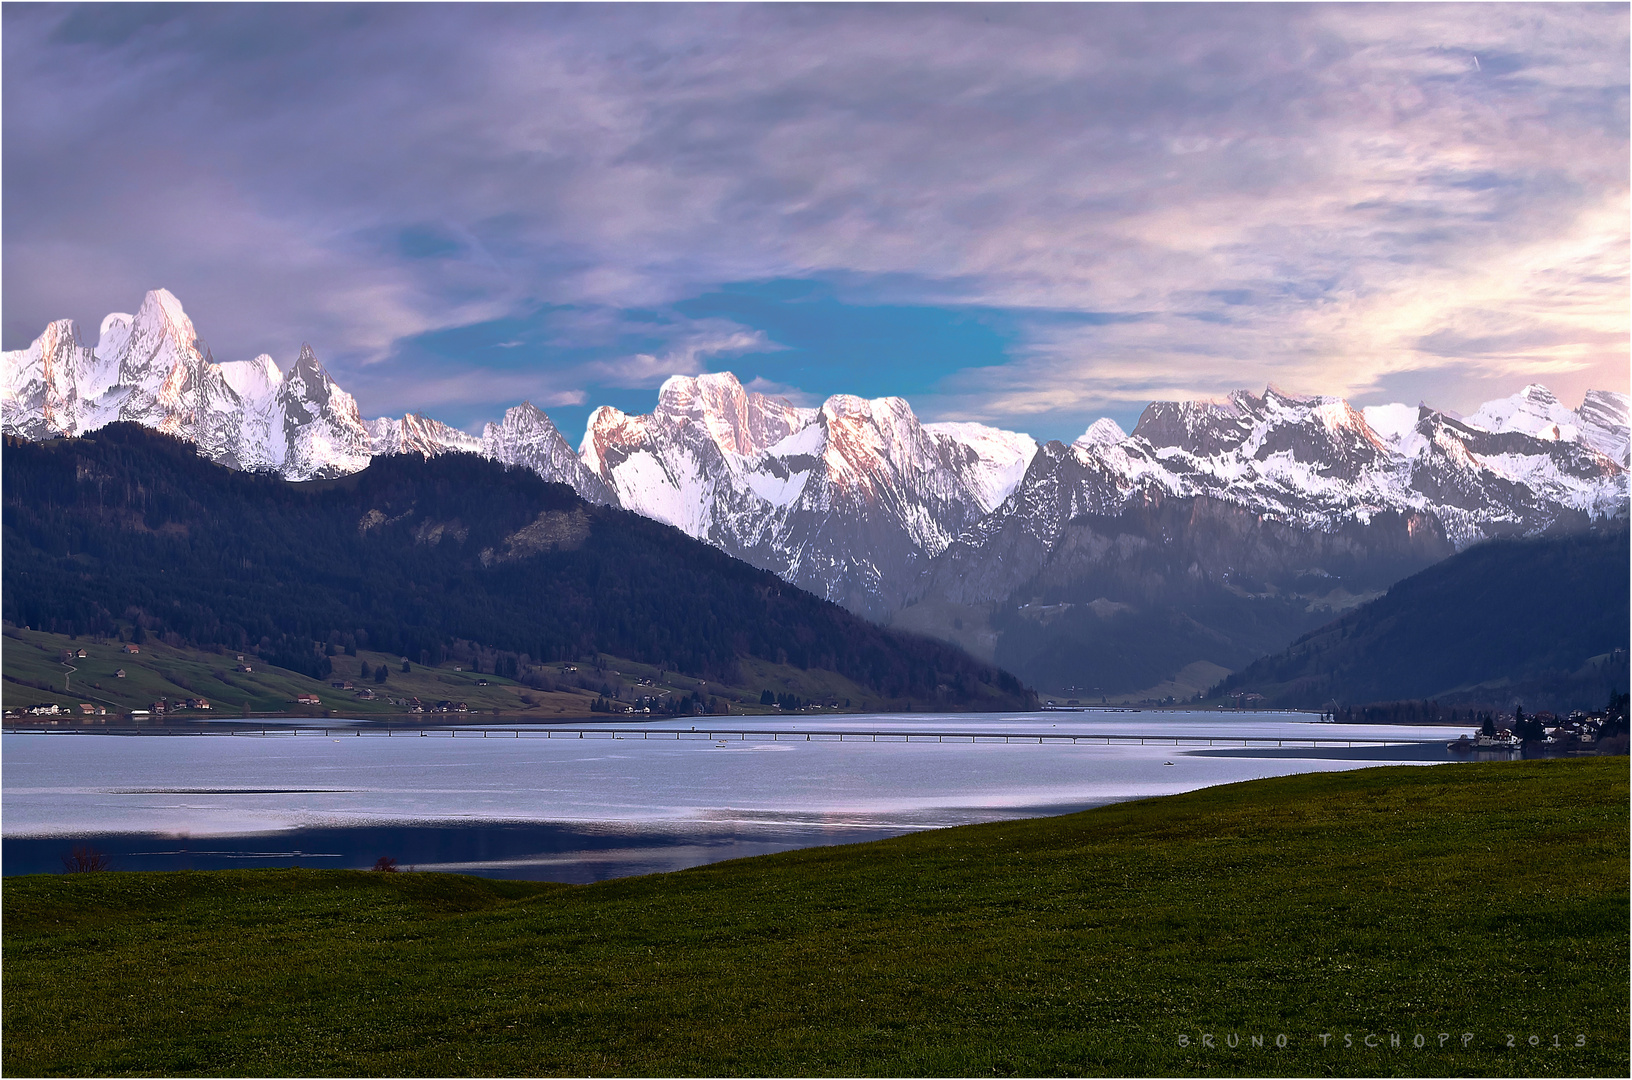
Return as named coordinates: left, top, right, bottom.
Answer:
left=2, top=625, right=918, bottom=720
left=4, top=758, right=1626, bottom=1077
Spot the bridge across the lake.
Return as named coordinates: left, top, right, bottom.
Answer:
left=3, top=724, right=1433, bottom=748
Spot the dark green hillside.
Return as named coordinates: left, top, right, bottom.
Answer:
left=4, top=759, right=1625, bottom=1076
left=1212, top=527, right=1630, bottom=710
left=2, top=425, right=1031, bottom=710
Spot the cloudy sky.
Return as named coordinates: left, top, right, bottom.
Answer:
left=4, top=3, right=1627, bottom=442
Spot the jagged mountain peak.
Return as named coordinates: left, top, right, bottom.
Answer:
left=36, top=317, right=86, bottom=347
left=289, top=342, right=324, bottom=376
left=654, top=372, right=816, bottom=457
left=4, top=289, right=1627, bottom=636
left=1469, top=383, right=1572, bottom=431
left=136, top=287, right=193, bottom=333
left=1074, top=417, right=1127, bottom=450
left=368, top=411, right=480, bottom=459
left=1131, top=394, right=1254, bottom=455
left=279, top=343, right=340, bottom=411
left=482, top=402, right=615, bottom=504
left=498, top=400, right=551, bottom=428
left=579, top=403, right=637, bottom=463
left=1582, top=389, right=1629, bottom=423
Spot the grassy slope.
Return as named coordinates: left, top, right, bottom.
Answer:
left=2, top=626, right=922, bottom=719
left=4, top=758, right=1626, bottom=1077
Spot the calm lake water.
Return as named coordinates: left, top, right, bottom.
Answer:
left=4, top=711, right=1475, bottom=881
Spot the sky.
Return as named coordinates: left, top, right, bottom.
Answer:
left=4, top=2, right=1627, bottom=444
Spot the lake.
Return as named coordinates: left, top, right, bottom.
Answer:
left=3, top=711, right=1478, bottom=881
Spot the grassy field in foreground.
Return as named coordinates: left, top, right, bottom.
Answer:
left=4, top=759, right=1627, bottom=1077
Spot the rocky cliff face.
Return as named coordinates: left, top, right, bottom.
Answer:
left=578, top=372, right=1038, bottom=616
left=480, top=403, right=615, bottom=504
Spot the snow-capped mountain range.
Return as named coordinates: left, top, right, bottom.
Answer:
left=579, top=374, right=1038, bottom=613
left=5, top=290, right=1628, bottom=628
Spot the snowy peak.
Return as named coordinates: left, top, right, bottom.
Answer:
left=481, top=402, right=615, bottom=504
left=1073, top=417, right=1127, bottom=450
left=1578, top=390, right=1631, bottom=466
left=142, top=287, right=193, bottom=334
left=97, top=312, right=133, bottom=354
left=0, top=318, right=96, bottom=439
left=1467, top=383, right=1578, bottom=442
left=652, top=372, right=817, bottom=459
left=271, top=343, right=371, bottom=479
left=368, top=412, right=481, bottom=458
left=1469, top=384, right=1630, bottom=467
left=280, top=344, right=334, bottom=410
left=579, top=404, right=647, bottom=481
left=3, top=288, right=1625, bottom=624
left=113, top=289, right=208, bottom=414
left=1131, top=393, right=1255, bottom=456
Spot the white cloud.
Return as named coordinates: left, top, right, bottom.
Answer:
left=4, top=2, right=1625, bottom=432
left=580, top=325, right=776, bottom=389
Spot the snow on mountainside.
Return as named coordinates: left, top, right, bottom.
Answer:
left=480, top=403, right=616, bottom=504
left=3, top=290, right=1626, bottom=629
left=1467, top=383, right=1630, bottom=468
left=578, top=372, right=1039, bottom=616
left=0, top=290, right=372, bottom=479
left=903, top=384, right=1626, bottom=698
left=368, top=412, right=482, bottom=458
left=916, top=385, right=1628, bottom=616
left=1108, top=384, right=1627, bottom=545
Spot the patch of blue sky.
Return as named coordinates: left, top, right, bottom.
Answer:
left=377, top=276, right=1168, bottom=441
left=674, top=279, right=1145, bottom=410
left=672, top=279, right=1017, bottom=404
left=377, top=302, right=731, bottom=437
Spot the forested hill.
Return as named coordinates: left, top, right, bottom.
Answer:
left=2, top=425, right=1033, bottom=710
left=1211, top=526, right=1630, bottom=712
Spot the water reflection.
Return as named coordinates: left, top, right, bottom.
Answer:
left=4, top=711, right=1468, bottom=881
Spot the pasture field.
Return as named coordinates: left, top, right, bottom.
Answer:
left=4, top=758, right=1626, bottom=1076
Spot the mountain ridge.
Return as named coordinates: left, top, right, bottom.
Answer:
left=5, top=289, right=1627, bottom=688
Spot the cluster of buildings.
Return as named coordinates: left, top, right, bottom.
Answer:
left=383, top=697, right=470, bottom=713
left=15, top=702, right=108, bottom=717
left=149, top=697, right=212, bottom=713
left=328, top=679, right=380, bottom=701
left=1526, top=710, right=1614, bottom=747
left=1451, top=709, right=1615, bottom=752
